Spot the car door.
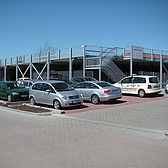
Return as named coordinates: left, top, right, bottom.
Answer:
left=31, top=83, right=44, bottom=103
left=132, top=77, right=146, bottom=94
left=85, top=83, right=99, bottom=100
left=74, top=83, right=87, bottom=99
left=120, top=77, right=133, bottom=94
left=0, top=83, right=7, bottom=98
left=41, top=83, right=56, bottom=105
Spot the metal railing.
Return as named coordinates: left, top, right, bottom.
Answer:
left=0, top=46, right=84, bottom=66
left=1, top=45, right=168, bottom=67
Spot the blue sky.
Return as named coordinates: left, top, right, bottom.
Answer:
left=0, top=0, right=168, bottom=58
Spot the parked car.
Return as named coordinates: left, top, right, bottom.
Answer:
left=113, top=75, right=161, bottom=97
left=18, top=80, right=36, bottom=89
left=71, top=77, right=98, bottom=84
left=74, top=81, right=122, bottom=104
left=62, top=80, right=77, bottom=87
left=165, top=81, right=168, bottom=93
left=0, top=81, right=29, bottom=102
left=29, top=80, right=83, bottom=109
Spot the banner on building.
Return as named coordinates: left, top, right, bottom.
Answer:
left=132, top=46, right=143, bottom=59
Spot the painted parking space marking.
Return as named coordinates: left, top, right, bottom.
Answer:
left=64, top=95, right=168, bottom=114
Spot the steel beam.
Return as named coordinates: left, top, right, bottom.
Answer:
left=16, top=57, right=18, bottom=81
left=160, top=50, right=163, bottom=88
left=30, top=54, right=32, bottom=80
left=47, top=52, right=50, bottom=80
left=82, top=45, right=86, bottom=77
left=69, top=48, right=72, bottom=80
left=130, top=46, right=133, bottom=76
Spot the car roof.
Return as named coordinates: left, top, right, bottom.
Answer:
left=33, top=80, right=66, bottom=84
left=0, top=81, right=16, bottom=83
left=124, top=75, right=158, bottom=78
left=76, top=81, right=108, bottom=84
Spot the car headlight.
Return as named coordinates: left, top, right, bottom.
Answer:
left=62, top=95, right=68, bottom=100
left=12, top=92, right=19, bottom=95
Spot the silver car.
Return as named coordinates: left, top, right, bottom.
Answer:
left=29, top=81, right=83, bottom=109
left=74, top=81, right=122, bottom=104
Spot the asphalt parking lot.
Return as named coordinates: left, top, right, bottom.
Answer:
left=64, top=93, right=168, bottom=114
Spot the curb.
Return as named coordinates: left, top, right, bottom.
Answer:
left=0, top=102, right=65, bottom=116
left=23, top=103, right=65, bottom=115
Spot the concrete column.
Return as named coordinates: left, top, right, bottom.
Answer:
left=47, top=52, right=50, bottom=80
left=99, top=68, right=101, bottom=81
left=160, top=50, right=163, bottom=88
left=130, top=46, right=133, bottom=76
left=30, top=54, right=32, bottom=80
left=69, top=48, right=72, bottom=80
left=99, top=52, right=102, bottom=81
left=16, top=57, right=18, bottom=81
left=82, top=45, right=86, bottom=77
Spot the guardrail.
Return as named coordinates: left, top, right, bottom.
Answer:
left=0, top=46, right=84, bottom=66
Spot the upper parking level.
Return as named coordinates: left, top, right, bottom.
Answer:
left=0, top=45, right=168, bottom=67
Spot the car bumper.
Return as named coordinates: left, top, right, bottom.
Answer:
left=99, top=93, right=122, bottom=102
left=12, top=94, right=29, bottom=101
left=145, top=89, right=161, bottom=94
left=61, top=98, right=83, bottom=107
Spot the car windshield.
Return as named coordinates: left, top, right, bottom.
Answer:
left=96, top=82, right=112, bottom=88
left=84, top=77, right=97, bottom=81
left=7, top=83, right=19, bottom=89
left=149, top=77, right=159, bottom=83
left=51, top=83, right=74, bottom=92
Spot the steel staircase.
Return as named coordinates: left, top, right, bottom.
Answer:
left=85, top=46, right=126, bottom=82
left=100, top=48, right=126, bottom=82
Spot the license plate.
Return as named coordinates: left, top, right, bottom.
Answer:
left=112, top=90, right=118, bottom=93
left=71, top=100, right=79, bottom=103
left=21, top=95, right=28, bottom=97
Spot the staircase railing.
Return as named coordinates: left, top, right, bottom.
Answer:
left=85, top=46, right=126, bottom=82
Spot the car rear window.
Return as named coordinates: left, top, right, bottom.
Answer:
left=96, top=82, right=111, bottom=88
left=7, top=83, right=19, bottom=89
left=84, top=77, right=97, bottom=81
left=149, top=77, right=159, bottom=83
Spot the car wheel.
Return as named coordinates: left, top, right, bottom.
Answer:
left=30, top=97, right=36, bottom=105
left=7, top=94, right=12, bottom=102
left=91, top=94, right=100, bottom=104
left=53, top=100, right=61, bottom=109
left=138, top=89, right=145, bottom=98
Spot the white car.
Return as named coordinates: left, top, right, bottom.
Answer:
left=113, top=75, right=161, bottom=97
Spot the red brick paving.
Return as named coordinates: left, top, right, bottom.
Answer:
left=65, top=95, right=168, bottom=114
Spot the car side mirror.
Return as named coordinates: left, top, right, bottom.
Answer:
left=46, top=89, right=50, bottom=93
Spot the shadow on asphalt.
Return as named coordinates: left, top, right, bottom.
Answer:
left=99, top=100, right=127, bottom=105
left=122, top=93, right=165, bottom=98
